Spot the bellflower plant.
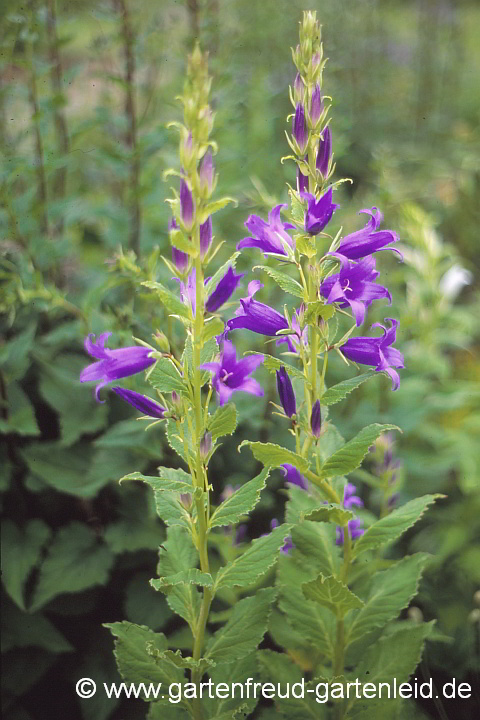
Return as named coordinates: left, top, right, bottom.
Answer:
left=80, top=18, right=442, bottom=720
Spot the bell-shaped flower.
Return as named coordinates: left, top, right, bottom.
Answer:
left=180, top=178, right=195, bottom=231
left=276, top=366, right=296, bottom=418
left=292, top=103, right=308, bottom=154
left=316, top=126, right=331, bottom=177
left=281, top=463, right=308, bottom=491
left=320, top=254, right=391, bottom=327
left=301, top=187, right=339, bottom=235
left=336, top=207, right=401, bottom=260
left=112, top=387, right=166, bottom=418
left=200, top=216, right=213, bottom=259
left=340, top=318, right=404, bottom=390
left=227, top=280, right=289, bottom=336
left=199, top=150, right=214, bottom=196
left=275, top=308, right=308, bottom=354
left=80, top=333, right=155, bottom=402
left=237, top=204, right=295, bottom=257
left=310, top=399, right=322, bottom=438
left=200, top=339, right=264, bottom=406
left=205, top=266, right=245, bottom=313
left=297, top=166, right=309, bottom=194
left=309, top=84, right=324, bottom=126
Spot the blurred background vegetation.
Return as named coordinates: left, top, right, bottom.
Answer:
left=1, top=1, right=479, bottom=719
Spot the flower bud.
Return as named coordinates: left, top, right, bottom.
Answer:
left=293, top=73, right=305, bottom=104
left=199, top=150, right=215, bottom=197
left=180, top=178, right=195, bottom=232
left=154, top=331, right=170, bottom=353
left=276, top=366, right=296, bottom=418
left=200, top=216, right=212, bottom=259
left=310, top=399, right=322, bottom=437
left=171, top=390, right=183, bottom=413
left=200, top=431, right=212, bottom=461
left=297, top=166, right=309, bottom=194
left=309, top=84, right=324, bottom=127
left=180, top=131, right=195, bottom=169
left=292, top=103, right=308, bottom=155
left=316, top=126, right=332, bottom=177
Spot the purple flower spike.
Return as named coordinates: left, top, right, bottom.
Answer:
left=340, top=318, right=404, bottom=391
left=310, top=399, right=322, bottom=438
left=199, top=150, right=214, bottom=195
left=292, top=103, right=308, bottom=154
left=336, top=519, right=364, bottom=546
left=237, top=204, right=295, bottom=257
left=176, top=267, right=198, bottom=315
left=276, top=308, right=308, bottom=354
left=206, top=266, right=245, bottom=313
left=200, top=339, right=264, bottom=406
left=80, top=333, right=155, bottom=402
left=320, top=254, right=391, bottom=327
left=228, top=280, right=289, bottom=337
left=276, top=366, right=296, bottom=418
left=297, top=166, right=309, bottom=195
left=336, top=207, right=401, bottom=261
left=309, top=84, right=324, bottom=126
left=112, top=387, right=166, bottom=418
left=343, top=483, right=364, bottom=509
left=180, top=178, right=195, bottom=231
left=316, top=126, right=332, bottom=177
left=200, top=216, right=213, bottom=259
left=281, top=463, right=308, bottom=491
left=301, top=187, right=339, bottom=235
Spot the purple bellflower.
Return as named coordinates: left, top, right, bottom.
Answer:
left=276, top=366, right=296, bottom=418
left=170, top=218, right=189, bottom=273
left=281, top=463, right=308, bottom=491
left=80, top=333, right=155, bottom=402
left=177, top=266, right=244, bottom=316
left=200, top=339, right=264, bottom=406
left=336, top=207, right=401, bottom=260
left=200, top=216, right=213, bottom=259
left=301, top=187, right=339, bottom=235
left=316, top=126, right=332, bottom=177
left=199, top=150, right=214, bottom=196
left=336, top=483, right=365, bottom=545
left=237, top=204, right=295, bottom=257
left=320, top=254, right=391, bottom=327
left=112, top=387, right=166, bottom=418
left=309, top=84, right=324, bottom=126
left=340, top=318, right=404, bottom=391
left=292, top=103, right=308, bottom=154
left=227, top=280, right=289, bottom=336
left=297, top=166, right=309, bottom=194
left=310, top=399, right=322, bottom=438
left=180, top=178, right=195, bottom=231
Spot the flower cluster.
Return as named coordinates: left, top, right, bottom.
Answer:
left=336, top=483, right=365, bottom=546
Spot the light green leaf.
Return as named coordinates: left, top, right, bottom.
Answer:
left=205, top=252, right=240, bottom=294
left=202, top=317, right=225, bottom=343
left=302, top=574, right=364, bottom=617
left=182, top=336, right=218, bottom=384
left=166, top=420, right=194, bottom=465
left=30, top=522, right=115, bottom=612
left=202, top=196, right=237, bottom=219
left=150, top=569, right=213, bottom=591
left=1, top=520, right=52, bottom=610
left=352, top=495, right=443, bottom=559
left=319, top=424, right=399, bottom=479
left=148, top=703, right=190, bottom=719
left=238, top=441, right=310, bottom=474
left=142, top=280, right=191, bottom=320
left=148, top=357, right=186, bottom=394
left=295, top=233, right=317, bottom=258
left=247, top=352, right=306, bottom=382
left=146, top=647, right=213, bottom=676
left=214, top=524, right=291, bottom=591
left=303, top=503, right=354, bottom=527
left=206, top=587, right=277, bottom=663
left=257, top=649, right=303, bottom=685
left=254, top=265, right=304, bottom=298
left=321, top=372, right=376, bottom=406
left=157, top=527, right=201, bottom=630
left=209, top=468, right=269, bottom=529
left=204, top=653, right=259, bottom=719
left=208, top=403, right=238, bottom=443
left=304, top=300, right=336, bottom=323
left=169, top=227, right=197, bottom=256
left=154, top=491, right=193, bottom=529
left=345, top=553, right=431, bottom=651
left=121, top=467, right=193, bottom=493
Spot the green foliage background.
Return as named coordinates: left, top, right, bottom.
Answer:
left=1, top=1, right=479, bottom=719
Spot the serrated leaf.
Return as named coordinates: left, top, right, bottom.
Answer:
left=344, top=553, right=431, bottom=651
left=146, top=647, right=213, bottom=676
left=208, top=403, right=238, bottom=442
left=302, top=574, right=364, bottom=617
left=254, top=265, right=304, bottom=298
left=166, top=420, right=194, bottom=465
left=295, top=233, right=317, bottom=258
left=154, top=491, right=193, bottom=529
left=214, top=524, right=291, bottom=591
left=204, top=252, right=240, bottom=294
left=303, top=503, right=354, bottom=527
left=209, top=468, right=269, bottom=529
left=121, top=467, right=193, bottom=493
left=169, top=227, right=197, bottom=256
left=157, top=527, right=201, bottom=630
left=203, top=317, right=225, bottom=343
left=206, top=587, right=277, bottom=663
left=304, top=300, right=336, bottom=323
left=2, top=597, right=73, bottom=654
left=182, top=336, right=218, bottom=384
left=239, top=441, right=310, bottom=474
left=148, top=357, right=186, bottom=394
left=321, top=372, right=375, bottom=406
left=202, top=196, right=237, bottom=219
left=1, top=520, right=52, bottom=610
left=0, top=382, right=40, bottom=436
left=352, top=495, right=443, bottom=559
left=142, top=280, right=191, bottom=320
left=150, top=569, right=213, bottom=591
left=319, top=424, right=399, bottom=479
left=204, top=653, right=259, bottom=719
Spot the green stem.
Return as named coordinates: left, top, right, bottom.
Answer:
left=304, top=470, right=340, bottom=504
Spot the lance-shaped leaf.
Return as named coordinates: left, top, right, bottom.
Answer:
left=154, top=491, right=193, bottom=529
left=182, top=336, right=218, bottom=382
left=303, top=503, right=354, bottom=527
left=239, top=441, right=310, bottom=474
left=214, top=524, right=291, bottom=591
left=254, top=265, right=304, bottom=298
left=318, top=424, right=399, bottom=479
left=200, top=196, right=237, bottom=221
left=302, top=574, right=364, bottom=617
left=148, top=357, right=186, bottom=394
left=321, top=372, right=376, bottom=406
left=246, top=352, right=307, bottom=382
left=205, top=587, right=277, bottom=664
left=146, top=647, right=214, bottom=676
left=120, top=467, right=193, bottom=493
left=344, top=553, right=431, bottom=651
left=1, top=519, right=52, bottom=610
left=352, top=494, right=444, bottom=559
left=204, top=252, right=241, bottom=294
left=208, top=403, right=238, bottom=442
left=203, top=317, right=225, bottom=343
left=204, top=653, right=259, bottom=719
left=142, top=280, right=191, bottom=320
left=157, top=527, right=201, bottom=630
left=209, top=469, right=269, bottom=529
left=150, top=569, right=213, bottom=592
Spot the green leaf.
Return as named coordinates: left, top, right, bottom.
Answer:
left=205, top=252, right=240, bottom=294
left=304, top=300, right=336, bottom=323
left=104, top=519, right=164, bottom=555
left=206, top=587, right=277, bottom=663
left=148, top=704, right=190, bottom=720
left=1, top=520, right=52, bottom=610
left=169, top=226, right=197, bottom=256
left=238, top=441, right=310, bottom=474
left=204, top=653, right=259, bottom=719
left=146, top=647, right=213, bottom=676
left=148, top=357, right=187, bottom=394
left=154, top=491, right=193, bottom=529
left=319, top=424, right=399, bottom=479
left=157, top=527, right=201, bottom=630
left=30, top=522, right=115, bottom=612
left=0, top=382, right=40, bottom=436
left=166, top=420, right=194, bottom=465
left=121, top=467, right=194, bottom=493
left=257, top=649, right=303, bottom=685
left=124, top=573, right=173, bottom=631
left=203, top=317, right=225, bottom=343
left=214, top=523, right=291, bottom=591
left=247, top=352, right=306, bottom=383
left=182, top=336, right=218, bottom=384
left=254, top=265, right=304, bottom=298
left=208, top=403, right=238, bottom=442
left=142, top=280, right=191, bottom=320
left=151, top=569, right=213, bottom=591
left=303, top=503, right=354, bottom=527
left=344, top=554, right=431, bottom=651
left=302, top=574, right=364, bottom=617
left=2, top=598, right=73, bottom=654
left=352, top=495, right=443, bottom=559
left=202, top=196, right=237, bottom=219
left=295, top=233, right=317, bottom=258
left=209, top=468, right=269, bottom=529
left=321, top=372, right=376, bottom=406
